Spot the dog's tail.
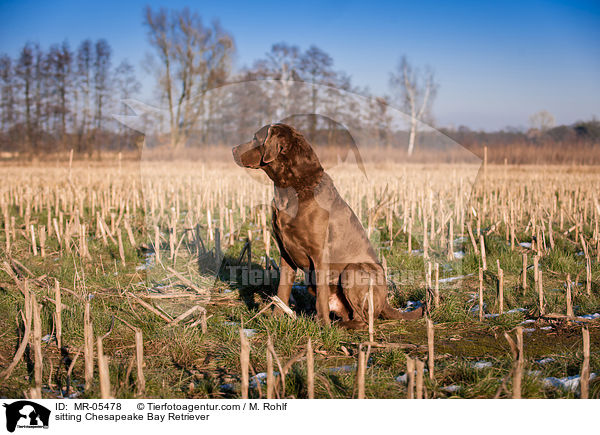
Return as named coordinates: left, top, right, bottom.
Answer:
left=380, top=301, right=424, bottom=320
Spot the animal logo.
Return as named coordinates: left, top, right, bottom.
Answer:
left=3, top=401, right=50, bottom=432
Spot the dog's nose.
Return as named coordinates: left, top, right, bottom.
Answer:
left=232, top=146, right=242, bottom=166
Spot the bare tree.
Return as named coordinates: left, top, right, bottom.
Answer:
left=114, top=60, right=140, bottom=105
left=299, top=45, right=336, bottom=137
left=143, top=6, right=234, bottom=148
left=75, top=39, right=93, bottom=153
left=16, top=43, right=34, bottom=148
left=255, top=43, right=302, bottom=117
left=93, top=39, right=111, bottom=133
left=322, top=70, right=355, bottom=143
left=529, top=110, right=555, bottom=132
left=0, top=55, right=16, bottom=133
left=247, top=44, right=354, bottom=141
left=390, top=56, right=438, bottom=155
left=114, top=60, right=141, bottom=149
left=223, top=70, right=274, bottom=143
left=364, top=95, right=393, bottom=148
left=47, top=41, right=72, bottom=140
left=33, top=44, right=47, bottom=140
left=0, top=37, right=143, bottom=153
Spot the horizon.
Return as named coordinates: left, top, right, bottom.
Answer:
left=0, top=0, right=599, bottom=131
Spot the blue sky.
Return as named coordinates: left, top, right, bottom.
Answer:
left=0, top=0, right=598, bottom=130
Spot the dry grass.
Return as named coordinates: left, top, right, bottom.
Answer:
left=0, top=155, right=598, bottom=398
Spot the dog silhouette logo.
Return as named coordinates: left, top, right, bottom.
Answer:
left=3, top=401, right=50, bottom=432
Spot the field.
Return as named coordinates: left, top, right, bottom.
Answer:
left=0, top=155, right=599, bottom=399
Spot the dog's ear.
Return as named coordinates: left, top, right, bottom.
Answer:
left=262, top=125, right=283, bottom=164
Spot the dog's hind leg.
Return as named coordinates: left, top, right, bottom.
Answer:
left=328, top=284, right=352, bottom=322
left=339, top=263, right=384, bottom=328
left=340, top=263, right=424, bottom=324
left=338, top=319, right=368, bottom=330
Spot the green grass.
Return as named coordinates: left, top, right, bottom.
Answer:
left=0, top=201, right=599, bottom=399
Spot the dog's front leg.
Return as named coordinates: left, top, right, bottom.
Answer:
left=313, top=222, right=331, bottom=325
left=277, top=254, right=296, bottom=306
left=314, top=265, right=331, bottom=325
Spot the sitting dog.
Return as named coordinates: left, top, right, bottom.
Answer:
left=232, top=123, right=423, bottom=328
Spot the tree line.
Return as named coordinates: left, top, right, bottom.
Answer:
left=0, top=38, right=140, bottom=155
left=0, top=6, right=597, bottom=157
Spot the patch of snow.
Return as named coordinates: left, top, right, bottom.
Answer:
left=519, top=242, right=532, bottom=248
left=439, top=273, right=474, bottom=283
left=484, top=313, right=499, bottom=318
left=396, top=373, right=408, bottom=383
left=535, top=357, right=555, bottom=365
left=540, top=326, right=553, bottom=331
left=396, top=368, right=429, bottom=384
left=520, top=319, right=535, bottom=324
left=220, top=383, right=234, bottom=392
left=249, top=372, right=280, bottom=389
left=405, top=301, right=423, bottom=311
left=453, top=251, right=465, bottom=259
left=579, top=313, right=600, bottom=320
left=469, top=304, right=486, bottom=313
left=472, top=361, right=493, bottom=369
left=441, top=385, right=461, bottom=393
left=243, top=329, right=257, bottom=338
left=41, top=334, right=54, bottom=343
left=328, top=365, right=356, bottom=374
left=543, top=373, right=597, bottom=392
left=505, top=308, right=526, bottom=314
left=136, top=253, right=155, bottom=271
left=523, top=328, right=535, bottom=333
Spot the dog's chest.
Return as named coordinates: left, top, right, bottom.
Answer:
left=272, top=200, right=327, bottom=269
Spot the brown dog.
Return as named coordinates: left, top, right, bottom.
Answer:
left=232, top=123, right=423, bottom=328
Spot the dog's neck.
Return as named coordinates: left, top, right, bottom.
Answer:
left=274, top=172, right=336, bottom=216
left=263, top=151, right=324, bottom=193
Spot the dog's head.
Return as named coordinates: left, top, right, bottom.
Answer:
left=232, top=123, right=323, bottom=187
left=232, top=124, right=278, bottom=169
